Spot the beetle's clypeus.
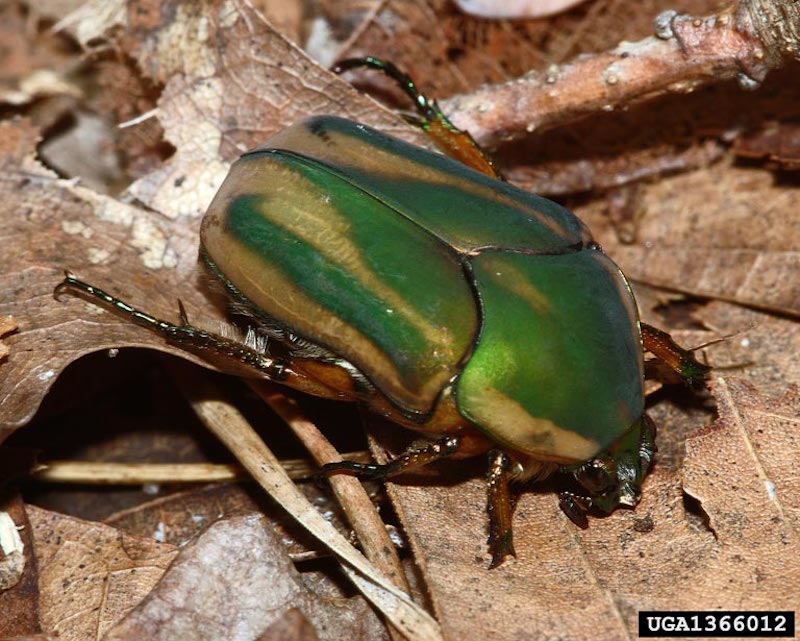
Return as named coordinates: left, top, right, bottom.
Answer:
left=57, top=57, right=709, bottom=567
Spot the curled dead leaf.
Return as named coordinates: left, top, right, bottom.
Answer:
left=0, top=316, right=17, bottom=362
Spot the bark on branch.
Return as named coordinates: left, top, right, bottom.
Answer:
left=441, top=0, right=800, bottom=147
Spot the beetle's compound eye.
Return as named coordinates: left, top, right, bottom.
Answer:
left=574, top=459, right=614, bottom=493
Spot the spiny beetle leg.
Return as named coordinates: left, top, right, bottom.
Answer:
left=320, top=435, right=462, bottom=482
left=54, top=272, right=329, bottom=393
left=333, top=57, right=502, bottom=180
left=641, top=322, right=711, bottom=388
left=487, top=450, right=516, bottom=568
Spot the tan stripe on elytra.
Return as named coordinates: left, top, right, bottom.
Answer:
left=266, top=123, right=579, bottom=246
left=468, top=385, right=601, bottom=462
left=250, top=166, right=462, bottom=354
left=206, top=224, right=446, bottom=410
left=323, top=127, right=579, bottom=244
left=479, top=254, right=554, bottom=316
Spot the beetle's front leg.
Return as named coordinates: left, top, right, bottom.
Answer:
left=54, top=273, right=337, bottom=398
left=641, top=322, right=710, bottom=388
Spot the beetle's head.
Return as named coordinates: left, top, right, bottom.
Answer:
left=563, top=413, right=657, bottom=520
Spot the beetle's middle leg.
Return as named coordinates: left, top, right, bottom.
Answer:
left=333, top=57, right=502, bottom=180
left=322, top=434, right=522, bottom=567
left=320, top=435, right=467, bottom=481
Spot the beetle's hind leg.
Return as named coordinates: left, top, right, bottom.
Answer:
left=333, top=57, right=502, bottom=180
left=641, top=322, right=710, bottom=388
left=54, top=272, right=339, bottom=398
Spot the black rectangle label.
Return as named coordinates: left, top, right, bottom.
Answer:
left=639, top=611, right=794, bottom=637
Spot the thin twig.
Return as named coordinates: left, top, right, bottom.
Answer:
left=249, top=381, right=412, bottom=594
left=442, top=0, right=800, bottom=146
left=166, top=365, right=442, bottom=641
left=32, top=453, right=370, bottom=485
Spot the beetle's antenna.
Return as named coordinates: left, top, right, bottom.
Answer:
left=688, top=329, right=746, bottom=352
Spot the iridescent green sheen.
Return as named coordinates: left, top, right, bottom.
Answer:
left=201, top=149, right=477, bottom=414
left=259, top=116, right=592, bottom=253
left=456, top=249, right=643, bottom=460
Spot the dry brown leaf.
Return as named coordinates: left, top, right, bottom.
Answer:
left=694, top=301, right=800, bottom=397
left=104, top=514, right=388, bottom=641
left=509, top=138, right=726, bottom=197
left=575, top=158, right=800, bottom=316
left=684, top=377, right=800, bottom=536
left=0, top=504, right=26, bottom=592
left=0, top=316, right=17, bottom=362
left=255, top=607, right=321, bottom=641
left=0, top=2, right=82, bottom=107
left=49, top=0, right=127, bottom=48
left=0, top=118, right=216, bottom=437
left=28, top=505, right=178, bottom=640
left=615, top=245, right=799, bottom=316
left=0, top=495, right=39, bottom=636
left=118, top=0, right=425, bottom=220
left=103, top=483, right=264, bottom=545
left=104, top=479, right=358, bottom=559
left=251, top=0, right=304, bottom=45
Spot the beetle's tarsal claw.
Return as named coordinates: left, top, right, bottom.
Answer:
left=54, top=271, right=79, bottom=299
left=488, top=529, right=515, bottom=569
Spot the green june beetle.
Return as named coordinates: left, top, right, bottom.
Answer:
left=58, top=58, right=709, bottom=567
